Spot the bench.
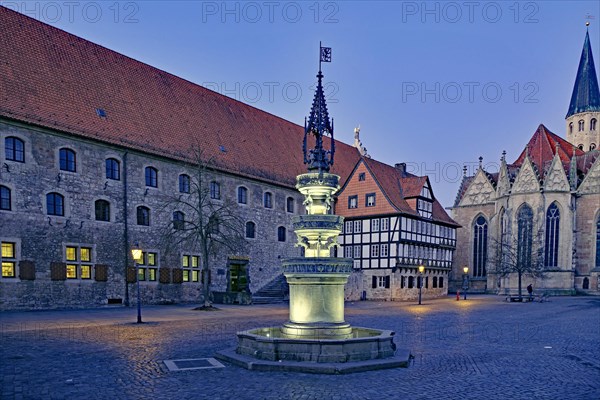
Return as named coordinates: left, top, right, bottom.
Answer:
left=504, top=292, right=550, bottom=303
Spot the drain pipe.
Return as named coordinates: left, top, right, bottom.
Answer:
left=123, top=151, right=130, bottom=306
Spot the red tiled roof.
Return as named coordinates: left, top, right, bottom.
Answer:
left=362, top=157, right=458, bottom=226
left=0, top=7, right=359, bottom=187
left=513, top=124, right=585, bottom=179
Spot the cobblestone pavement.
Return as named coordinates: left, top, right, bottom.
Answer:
left=1, top=295, right=599, bottom=400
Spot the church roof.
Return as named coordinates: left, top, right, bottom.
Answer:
left=566, top=30, right=600, bottom=118
left=0, top=7, right=360, bottom=188
left=513, top=124, right=585, bottom=179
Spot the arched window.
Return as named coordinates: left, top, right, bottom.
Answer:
left=263, top=192, right=273, bottom=208
left=210, top=181, right=220, bottom=199
left=517, top=204, right=534, bottom=271
left=473, top=215, right=488, bottom=277
left=59, top=148, right=76, bottom=172
left=47, top=193, right=64, bottom=216
left=277, top=226, right=286, bottom=242
left=95, top=200, right=110, bottom=221
left=596, top=215, right=600, bottom=267
left=583, top=277, right=590, bottom=290
left=238, top=187, right=248, bottom=204
left=178, top=174, right=190, bottom=193
left=591, top=118, right=597, bottom=131
left=173, top=211, right=185, bottom=230
left=137, top=206, right=150, bottom=226
left=569, top=122, right=573, bottom=134
left=591, top=143, right=597, bottom=151
left=5, top=137, right=24, bottom=162
left=245, top=221, right=256, bottom=238
left=0, top=186, right=11, bottom=211
left=286, top=197, right=295, bottom=213
left=578, top=120, right=585, bottom=131
left=544, top=203, right=560, bottom=267
left=105, top=158, right=120, bottom=180
left=578, top=144, right=584, bottom=151
left=145, top=167, right=158, bottom=187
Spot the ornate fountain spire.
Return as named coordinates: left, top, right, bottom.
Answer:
left=303, top=42, right=335, bottom=172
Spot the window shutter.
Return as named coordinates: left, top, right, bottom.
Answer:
left=50, top=262, right=67, bottom=281
left=94, top=264, right=108, bottom=282
left=18, top=260, right=35, bottom=280
left=385, top=275, right=390, bottom=288
left=372, top=276, right=377, bottom=288
left=159, top=268, right=171, bottom=284
left=172, top=268, right=183, bottom=284
left=126, top=267, right=137, bottom=283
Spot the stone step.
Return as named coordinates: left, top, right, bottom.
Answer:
left=252, top=296, right=286, bottom=305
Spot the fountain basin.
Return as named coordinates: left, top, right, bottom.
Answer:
left=236, top=326, right=396, bottom=363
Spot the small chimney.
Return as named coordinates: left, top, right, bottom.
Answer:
left=395, top=162, right=407, bottom=177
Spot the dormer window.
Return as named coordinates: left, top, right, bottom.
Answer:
left=417, top=198, right=433, bottom=219
left=420, top=183, right=432, bottom=200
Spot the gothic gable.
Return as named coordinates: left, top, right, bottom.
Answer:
left=512, top=158, right=540, bottom=193
left=578, top=157, right=600, bottom=194
left=496, top=162, right=511, bottom=197
left=543, top=155, right=570, bottom=192
left=459, top=169, right=496, bottom=206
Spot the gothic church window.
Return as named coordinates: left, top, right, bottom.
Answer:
left=517, top=204, right=534, bottom=271
left=596, top=215, right=600, bottom=268
left=59, top=148, right=76, bottom=172
left=544, top=203, right=560, bottom=267
left=473, top=215, right=488, bottom=277
left=5, top=137, right=24, bottom=162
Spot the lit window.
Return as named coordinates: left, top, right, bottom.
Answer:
left=138, top=251, right=158, bottom=282
left=145, top=167, right=158, bottom=187
left=59, top=148, right=76, bottom=172
left=348, top=195, right=358, bottom=209
left=210, top=181, right=221, bottom=200
left=105, top=158, right=120, bottom=180
left=245, top=221, right=256, bottom=238
left=64, top=245, right=93, bottom=280
left=238, top=187, right=248, bottom=204
left=137, top=206, right=150, bottom=226
left=179, top=174, right=190, bottom=193
left=5, top=137, right=24, bottom=162
left=0, top=186, right=11, bottom=211
left=182, top=255, right=200, bottom=283
left=1, top=242, right=17, bottom=278
left=264, top=192, right=273, bottom=209
left=95, top=200, right=110, bottom=222
left=366, top=193, right=376, bottom=207
left=286, top=197, right=294, bottom=213
left=47, top=193, right=64, bottom=216
left=277, top=226, right=286, bottom=242
left=173, top=211, right=185, bottom=230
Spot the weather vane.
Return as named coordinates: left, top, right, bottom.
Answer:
left=303, top=42, right=335, bottom=173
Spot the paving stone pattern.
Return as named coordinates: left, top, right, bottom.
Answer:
left=1, top=296, right=599, bottom=400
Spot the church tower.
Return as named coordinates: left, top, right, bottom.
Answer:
left=565, top=26, right=600, bottom=151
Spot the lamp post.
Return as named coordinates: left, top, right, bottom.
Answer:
left=131, top=243, right=143, bottom=323
left=418, top=265, right=425, bottom=305
left=462, top=266, right=469, bottom=300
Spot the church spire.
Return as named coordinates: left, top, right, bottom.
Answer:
left=303, top=43, right=335, bottom=172
left=566, top=29, right=600, bottom=118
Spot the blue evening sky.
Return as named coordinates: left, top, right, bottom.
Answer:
left=7, top=0, right=600, bottom=207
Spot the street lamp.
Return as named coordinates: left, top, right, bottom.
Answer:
left=418, top=265, right=425, bottom=305
left=131, top=243, right=143, bottom=323
left=462, top=266, right=469, bottom=300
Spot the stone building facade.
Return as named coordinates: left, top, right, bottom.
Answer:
left=450, top=29, right=600, bottom=295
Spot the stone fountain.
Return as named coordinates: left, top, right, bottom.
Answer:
left=216, top=46, right=410, bottom=373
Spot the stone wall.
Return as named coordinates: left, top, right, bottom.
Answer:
left=0, top=119, right=304, bottom=309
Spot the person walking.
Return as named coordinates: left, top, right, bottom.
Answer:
left=527, top=284, right=533, bottom=301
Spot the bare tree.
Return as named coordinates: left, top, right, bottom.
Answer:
left=160, top=148, right=247, bottom=308
left=490, top=230, right=545, bottom=300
